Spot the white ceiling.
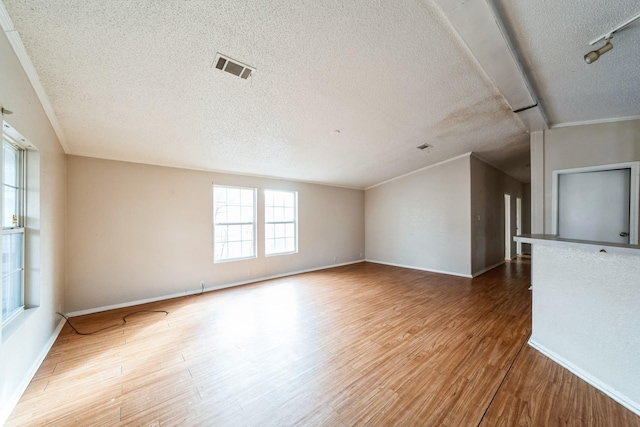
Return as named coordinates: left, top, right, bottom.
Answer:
left=2, top=1, right=639, bottom=188
left=492, top=1, right=640, bottom=126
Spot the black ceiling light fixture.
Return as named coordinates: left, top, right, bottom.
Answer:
left=584, top=12, right=640, bottom=64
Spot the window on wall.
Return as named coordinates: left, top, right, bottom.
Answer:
left=2, top=139, right=25, bottom=327
left=265, top=190, right=297, bottom=256
left=213, top=185, right=256, bottom=262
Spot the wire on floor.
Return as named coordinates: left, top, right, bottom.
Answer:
left=195, top=281, right=204, bottom=296
left=55, top=310, right=169, bottom=335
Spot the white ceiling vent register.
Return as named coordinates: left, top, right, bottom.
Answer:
left=213, top=53, right=255, bottom=79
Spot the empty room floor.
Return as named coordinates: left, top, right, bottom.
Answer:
left=7, top=260, right=640, bottom=426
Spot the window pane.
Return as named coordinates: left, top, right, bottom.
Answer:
left=2, top=233, right=9, bottom=275
left=241, top=206, right=253, bottom=223
left=213, top=186, right=256, bottom=261
left=273, top=207, right=283, bottom=222
left=213, top=206, right=227, bottom=224
left=274, top=223, right=285, bottom=238
left=227, top=206, right=241, bottom=223
left=214, top=224, right=227, bottom=242
left=2, top=234, right=24, bottom=320
left=241, top=241, right=253, bottom=256
left=3, top=185, right=17, bottom=228
left=228, top=241, right=242, bottom=258
left=242, top=224, right=253, bottom=240
left=228, top=224, right=242, bottom=242
left=228, top=188, right=241, bottom=205
left=3, top=143, right=18, bottom=187
left=284, top=207, right=294, bottom=222
left=2, top=140, right=25, bottom=325
left=264, top=190, right=297, bottom=256
left=285, top=238, right=295, bottom=252
left=9, top=232, right=23, bottom=272
left=214, top=186, right=227, bottom=204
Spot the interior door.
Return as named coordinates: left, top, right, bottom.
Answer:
left=558, top=168, right=630, bottom=244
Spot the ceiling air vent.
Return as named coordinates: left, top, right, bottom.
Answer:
left=213, top=53, right=255, bottom=79
left=417, top=143, right=433, bottom=151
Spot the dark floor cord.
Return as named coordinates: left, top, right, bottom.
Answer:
left=56, top=310, right=169, bottom=335
left=477, top=335, right=528, bottom=426
left=195, top=282, right=204, bottom=296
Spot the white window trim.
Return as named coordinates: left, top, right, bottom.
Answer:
left=264, top=189, right=298, bottom=257
left=213, top=185, right=257, bottom=263
left=2, top=135, right=27, bottom=328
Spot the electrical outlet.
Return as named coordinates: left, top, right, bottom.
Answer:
left=333, top=256, right=337, bottom=261
left=248, top=269, right=252, bottom=276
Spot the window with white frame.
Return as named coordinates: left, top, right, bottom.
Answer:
left=265, top=190, right=297, bottom=256
left=2, top=138, right=25, bottom=327
left=213, top=185, right=256, bottom=262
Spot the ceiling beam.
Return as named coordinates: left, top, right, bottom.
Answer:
left=434, top=0, right=548, bottom=132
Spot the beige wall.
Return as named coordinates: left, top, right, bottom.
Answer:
left=66, top=156, right=364, bottom=313
left=0, top=31, right=66, bottom=421
left=542, top=120, right=640, bottom=234
left=470, top=155, right=523, bottom=275
left=365, top=155, right=472, bottom=277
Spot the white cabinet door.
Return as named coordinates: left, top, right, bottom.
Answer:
left=558, top=169, right=630, bottom=244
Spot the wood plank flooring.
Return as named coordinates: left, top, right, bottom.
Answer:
left=7, top=260, right=640, bottom=426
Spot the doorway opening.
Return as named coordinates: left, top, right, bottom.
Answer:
left=516, top=197, right=522, bottom=255
left=504, top=193, right=511, bottom=260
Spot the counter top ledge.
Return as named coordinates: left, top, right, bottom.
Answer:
left=514, top=234, right=640, bottom=256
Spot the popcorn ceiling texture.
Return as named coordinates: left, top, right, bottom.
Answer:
left=13, top=1, right=638, bottom=186
left=7, top=0, right=638, bottom=187
left=3, top=0, right=535, bottom=187
left=493, top=0, right=640, bottom=125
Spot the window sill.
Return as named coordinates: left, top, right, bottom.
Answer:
left=2, top=307, right=37, bottom=344
left=265, top=250, right=298, bottom=257
left=213, top=255, right=257, bottom=264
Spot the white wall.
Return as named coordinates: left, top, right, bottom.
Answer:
left=521, top=183, right=531, bottom=253
left=0, top=30, right=66, bottom=422
left=365, top=154, right=472, bottom=277
left=66, top=156, right=365, bottom=313
left=529, top=243, right=640, bottom=415
left=542, top=120, right=640, bottom=235
left=470, top=155, right=523, bottom=275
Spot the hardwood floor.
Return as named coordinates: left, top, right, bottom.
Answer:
left=7, top=260, right=639, bottom=426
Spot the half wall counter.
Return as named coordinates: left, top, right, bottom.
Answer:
left=514, top=234, right=640, bottom=416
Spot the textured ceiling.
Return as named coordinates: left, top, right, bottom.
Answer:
left=8, top=1, right=632, bottom=188
left=493, top=0, right=640, bottom=126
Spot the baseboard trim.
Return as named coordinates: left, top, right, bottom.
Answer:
left=0, top=317, right=65, bottom=426
left=528, top=338, right=640, bottom=416
left=471, top=260, right=505, bottom=277
left=66, top=260, right=365, bottom=317
left=364, top=259, right=472, bottom=278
